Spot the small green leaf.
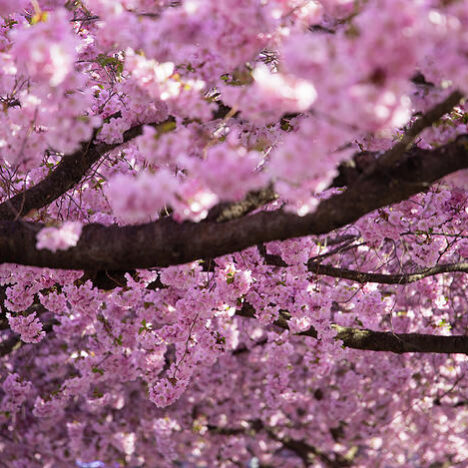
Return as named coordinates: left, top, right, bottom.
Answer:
left=92, top=367, right=104, bottom=375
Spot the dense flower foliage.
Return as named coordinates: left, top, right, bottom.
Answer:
left=0, top=1, right=467, bottom=467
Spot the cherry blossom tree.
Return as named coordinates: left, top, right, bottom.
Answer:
left=0, top=1, right=468, bottom=466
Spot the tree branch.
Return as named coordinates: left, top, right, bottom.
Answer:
left=374, top=90, right=463, bottom=170
left=237, top=304, right=468, bottom=355
left=332, top=90, right=463, bottom=187
left=0, top=118, right=155, bottom=221
left=205, top=185, right=277, bottom=222
left=259, top=243, right=468, bottom=283
left=330, top=326, right=468, bottom=354
left=0, top=334, right=21, bottom=357
left=266, top=429, right=352, bottom=468
left=0, top=97, right=238, bottom=221
left=0, top=133, right=466, bottom=269
left=208, top=420, right=352, bottom=467
left=307, top=262, right=468, bottom=284
left=259, top=235, right=468, bottom=285
left=0, top=320, right=56, bottom=357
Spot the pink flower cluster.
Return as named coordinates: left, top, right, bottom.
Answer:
left=7, top=312, right=45, bottom=343
left=36, top=221, right=83, bottom=252
left=105, top=170, right=177, bottom=224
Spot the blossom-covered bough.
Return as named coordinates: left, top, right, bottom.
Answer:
left=0, top=1, right=468, bottom=467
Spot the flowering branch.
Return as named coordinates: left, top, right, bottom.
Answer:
left=375, top=90, right=463, bottom=170
left=0, top=319, right=55, bottom=358
left=260, top=248, right=468, bottom=284
left=205, top=184, right=277, bottom=222
left=307, top=262, right=468, bottom=284
left=208, top=420, right=353, bottom=467
left=237, top=304, right=468, bottom=355
left=0, top=101, right=237, bottom=222
left=0, top=117, right=151, bottom=220
left=0, top=133, right=466, bottom=269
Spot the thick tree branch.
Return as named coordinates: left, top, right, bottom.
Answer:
left=0, top=133, right=466, bottom=269
left=0, top=86, right=460, bottom=222
left=237, top=304, right=468, bottom=355
left=330, top=326, right=468, bottom=354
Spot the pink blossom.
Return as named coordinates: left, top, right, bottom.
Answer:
left=221, top=65, right=317, bottom=125
left=8, top=312, right=45, bottom=343
left=194, top=137, right=266, bottom=201
left=36, top=221, right=82, bottom=252
left=106, top=169, right=177, bottom=223
left=0, top=0, right=29, bottom=16
left=11, top=9, right=77, bottom=87
left=1, top=373, right=32, bottom=413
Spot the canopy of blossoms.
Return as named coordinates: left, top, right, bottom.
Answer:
left=0, top=0, right=467, bottom=467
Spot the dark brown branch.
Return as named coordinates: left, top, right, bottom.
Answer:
left=208, top=420, right=352, bottom=467
left=0, top=334, right=21, bottom=357
left=332, top=90, right=462, bottom=187
left=237, top=303, right=468, bottom=355
left=330, top=326, right=468, bottom=354
left=307, top=262, right=468, bottom=284
left=0, top=98, right=236, bottom=221
left=0, top=97, right=21, bottom=109
left=0, top=119, right=153, bottom=220
left=375, top=90, right=463, bottom=170
left=266, top=429, right=352, bottom=468
left=70, top=15, right=99, bottom=22
left=0, top=132, right=466, bottom=270
left=0, top=320, right=56, bottom=357
left=0, top=85, right=458, bottom=221
left=259, top=241, right=468, bottom=283
left=205, top=185, right=277, bottom=222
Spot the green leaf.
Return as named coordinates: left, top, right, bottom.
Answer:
left=92, top=367, right=104, bottom=375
